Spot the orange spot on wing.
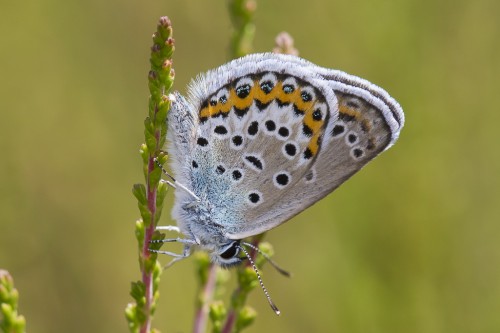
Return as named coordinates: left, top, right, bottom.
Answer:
left=303, top=102, right=323, bottom=132
left=198, top=76, right=327, bottom=141
left=339, top=105, right=372, bottom=132
left=303, top=101, right=326, bottom=157
left=307, top=135, right=321, bottom=156
left=361, top=119, right=372, bottom=132
left=294, top=91, right=314, bottom=111
left=231, top=86, right=254, bottom=110
left=339, top=104, right=361, bottom=119
left=253, top=80, right=276, bottom=104
left=200, top=106, right=212, bottom=118
left=217, top=92, right=233, bottom=115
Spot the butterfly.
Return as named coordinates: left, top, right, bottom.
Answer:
left=152, top=53, right=404, bottom=312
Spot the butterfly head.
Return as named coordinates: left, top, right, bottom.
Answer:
left=211, top=239, right=243, bottom=268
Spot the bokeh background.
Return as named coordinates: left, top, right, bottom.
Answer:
left=1, top=0, right=499, bottom=332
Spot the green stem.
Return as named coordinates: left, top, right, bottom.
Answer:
left=228, top=0, right=256, bottom=58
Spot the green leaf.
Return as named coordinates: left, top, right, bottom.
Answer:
left=137, top=202, right=152, bottom=227
left=132, top=184, right=147, bottom=204
left=148, top=166, right=162, bottom=189
left=144, top=128, right=158, bottom=154
left=130, top=281, right=145, bottom=303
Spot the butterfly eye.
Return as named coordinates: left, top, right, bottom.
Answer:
left=219, top=241, right=240, bottom=260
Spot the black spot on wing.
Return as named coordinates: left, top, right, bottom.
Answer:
left=245, top=155, right=263, bottom=170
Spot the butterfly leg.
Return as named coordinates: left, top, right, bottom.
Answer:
left=149, top=237, right=197, bottom=267
left=149, top=242, right=193, bottom=268
left=155, top=158, right=200, bottom=202
left=156, top=225, right=181, bottom=233
left=163, top=244, right=193, bottom=268
left=150, top=237, right=197, bottom=245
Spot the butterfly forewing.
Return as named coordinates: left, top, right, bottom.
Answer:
left=185, top=71, right=335, bottom=232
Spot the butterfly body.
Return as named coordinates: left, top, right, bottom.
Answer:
left=164, top=53, right=404, bottom=266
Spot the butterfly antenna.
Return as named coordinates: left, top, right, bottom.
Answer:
left=238, top=245, right=281, bottom=315
left=242, top=242, right=292, bottom=277
left=154, top=157, right=200, bottom=202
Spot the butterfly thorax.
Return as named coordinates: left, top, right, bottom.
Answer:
left=173, top=192, right=244, bottom=266
left=181, top=200, right=224, bottom=244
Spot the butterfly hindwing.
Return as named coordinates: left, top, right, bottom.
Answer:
left=225, top=66, right=404, bottom=238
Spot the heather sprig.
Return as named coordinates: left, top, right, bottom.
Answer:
left=126, top=16, right=175, bottom=333
left=0, top=270, right=26, bottom=333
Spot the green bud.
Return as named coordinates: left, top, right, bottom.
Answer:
left=124, top=303, right=137, bottom=322
left=235, top=306, right=257, bottom=332
left=149, top=50, right=163, bottom=70
left=164, top=77, right=174, bottom=94
left=165, top=37, right=175, bottom=47
left=155, top=95, right=171, bottom=123
left=135, top=219, right=145, bottom=246
left=209, top=301, right=227, bottom=320
left=157, top=16, right=172, bottom=38
left=209, top=301, right=227, bottom=332
left=14, top=314, right=26, bottom=331
left=152, top=261, right=163, bottom=288
left=139, top=144, right=149, bottom=165
left=161, top=59, right=172, bottom=72
left=156, top=152, right=168, bottom=165
left=0, top=285, right=8, bottom=302
left=238, top=266, right=258, bottom=293
left=194, top=252, right=211, bottom=285
left=255, top=242, right=274, bottom=267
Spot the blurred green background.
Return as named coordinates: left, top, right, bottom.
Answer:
left=1, top=0, right=499, bottom=332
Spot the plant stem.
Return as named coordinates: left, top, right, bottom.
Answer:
left=193, top=264, right=218, bottom=333
left=228, top=0, right=256, bottom=58
left=141, top=134, right=160, bottom=333
left=221, top=309, right=236, bottom=333
left=221, top=235, right=263, bottom=333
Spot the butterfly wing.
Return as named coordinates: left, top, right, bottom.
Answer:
left=225, top=60, right=404, bottom=239
left=167, top=53, right=403, bottom=240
